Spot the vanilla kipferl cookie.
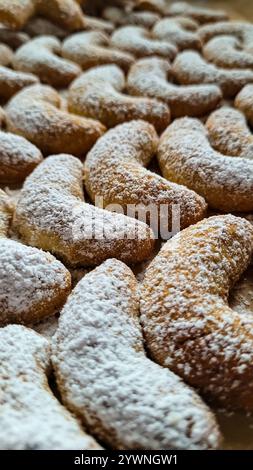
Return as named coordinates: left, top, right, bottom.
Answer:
left=203, top=36, right=253, bottom=70
left=0, top=0, right=85, bottom=31
left=199, top=21, right=253, bottom=51
left=85, top=120, right=207, bottom=231
left=235, top=84, right=253, bottom=127
left=0, top=325, right=101, bottom=449
left=167, top=1, right=228, bottom=24
left=0, top=29, right=29, bottom=49
left=158, top=117, right=253, bottom=212
left=0, top=42, right=13, bottom=66
left=0, top=131, right=42, bottom=185
left=206, top=106, right=253, bottom=159
left=0, top=190, right=71, bottom=326
left=127, top=57, right=222, bottom=118
left=62, top=31, right=134, bottom=72
left=52, top=259, right=221, bottom=450
left=173, top=51, right=253, bottom=98
left=6, top=84, right=105, bottom=156
left=152, top=17, right=201, bottom=50
left=68, top=64, right=170, bottom=132
left=140, top=215, right=253, bottom=410
left=111, top=25, right=177, bottom=59
left=103, top=6, right=160, bottom=28
left=13, top=36, right=81, bottom=88
left=13, top=154, right=154, bottom=267
left=0, top=66, right=38, bottom=101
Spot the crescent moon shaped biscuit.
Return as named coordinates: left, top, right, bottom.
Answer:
left=203, top=35, right=253, bottom=70
left=167, top=1, right=228, bottom=24
left=206, top=106, right=253, bottom=159
left=172, top=50, right=253, bottom=98
left=0, top=325, right=101, bottom=449
left=13, top=154, right=155, bottom=267
left=85, top=120, right=207, bottom=231
left=0, top=66, right=38, bottom=101
left=158, top=117, right=253, bottom=212
left=52, top=258, right=221, bottom=450
left=0, top=29, right=29, bottom=49
left=68, top=64, right=171, bottom=132
left=6, top=84, right=105, bottom=156
left=111, top=25, right=178, bottom=59
left=0, top=190, right=71, bottom=326
left=0, top=42, right=13, bottom=66
left=0, top=131, right=43, bottom=185
left=140, top=215, right=253, bottom=410
left=199, top=21, right=253, bottom=53
left=152, top=17, right=201, bottom=50
left=62, top=31, right=134, bottom=72
left=127, top=57, right=222, bottom=117
left=13, top=36, right=81, bottom=88
left=235, top=84, right=253, bottom=127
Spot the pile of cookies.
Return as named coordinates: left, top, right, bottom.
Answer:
left=1, top=0, right=253, bottom=450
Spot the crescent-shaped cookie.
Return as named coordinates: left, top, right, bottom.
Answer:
left=158, top=117, right=253, bottom=212
left=140, top=215, right=253, bottom=410
left=152, top=17, right=201, bottom=50
left=235, top=84, right=253, bottom=127
left=85, top=120, right=207, bottom=232
left=6, top=84, right=105, bottom=156
left=0, top=325, right=101, bottom=449
left=127, top=57, right=222, bottom=117
left=68, top=64, right=170, bottom=132
left=13, top=154, right=154, bottom=267
left=102, top=6, right=160, bottom=28
left=52, top=258, right=221, bottom=449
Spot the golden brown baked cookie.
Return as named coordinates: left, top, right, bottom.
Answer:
left=0, top=0, right=85, bottom=31
left=172, top=50, right=253, bottom=98
left=52, top=258, right=221, bottom=450
left=152, top=16, right=201, bottom=50
left=68, top=64, right=170, bottom=132
left=140, top=215, right=253, bottom=410
left=13, top=36, right=81, bottom=88
left=127, top=57, right=222, bottom=117
left=13, top=154, right=154, bottom=267
left=0, top=28, right=30, bottom=49
left=62, top=31, right=134, bottom=72
left=206, top=106, right=253, bottom=159
left=111, top=25, right=177, bottom=58
left=0, top=131, right=43, bottom=185
left=0, top=325, right=101, bottom=449
left=0, top=42, right=13, bottom=66
left=6, top=84, right=105, bottom=156
left=167, top=1, right=228, bottom=24
left=85, top=120, right=207, bottom=233
left=203, top=35, right=253, bottom=70
left=158, top=117, right=253, bottom=212
left=0, top=190, right=71, bottom=326
left=199, top=21, right=253, bottom=52
left=235, top=84, right=253, bottom=127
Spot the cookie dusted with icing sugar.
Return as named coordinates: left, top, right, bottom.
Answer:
left=62, top=31, right=134, bottom=72
left=52, top=259, right=221, bottom=450
left=13, top=36, right=81, bottom=88
left=85, top=120, right=207, bottom=232
left=235, top=84, right=253, bottom=127
left=13, top=154, right=155, bottom=267
left=6, top=84, right=105, bottom=156
left=0, top=190, right=71, bottom=326
left=68, top=64, right=170, bottom=132
left=0, top=325, right=101, bottom=449
left=111, top=25, right=177, bottom=59
left=140, top=215, right=253, bottom=410
left=158, top=117, right=253, bottom=212
left=127, top=57, right=222, bottom=118
left=102, top=6, right=160, bottom=28
left=172, top=50, right=253, bottom=98
left=152, top=16, right=201, bottom=50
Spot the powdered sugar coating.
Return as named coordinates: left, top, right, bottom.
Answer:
left=6, top=84, right=105, bottom=156
left=0, top=131, right=42, bottom=184
left=203, top=35, right=253, bottom=69
left=127, top=57, right=222, bottom=117
left=68, top=64, right=170, bottom=132
left=85, top=119, right=206, bottom=232
left=140, top=215, right=253, bottom=410
left=111, top=25, right=177, bottom=59
left=0, top=325, right=101, bottom=449
left=0, top=65, right=38, bottom=100
left=62, top=31, right=134, bottom=72
left=103, top=6, right=160, bottom=28
left=13, top=35, right=81, bottom=87
left=172, top=50, right=253, bottom=98
left=206, top=106, right=253, bottom=159
left=0, top=42, right=13, bottom=65
left=167, top=1, right=228, bottom=24
left=158, top=117, right=253, bottom=212
left=52, top=258, right=221, bottom=450
left=13, top=153, right=154, bottom=267
left=199, top=21, right=253, bottom=53
left=235, top=84, right=253, bottom=127
left=152, top=17, right=201, bottom=50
